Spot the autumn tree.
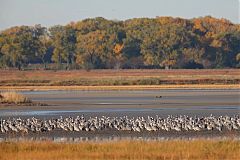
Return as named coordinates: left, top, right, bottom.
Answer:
left=123, top=18, right=158, bottom=68
left=74, top=17, right=117, bottom=35
left=75, top=18, right=125, bottom=69
left=113, top=43, right=124, bottom=69
left=191, top=16, right=240, bottom=68
left=76, top=30, right=108, bottom=69
left=0, top=16, right=239, bottom=69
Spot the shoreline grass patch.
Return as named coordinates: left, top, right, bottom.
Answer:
left=0, top=91, right=31, bottom=104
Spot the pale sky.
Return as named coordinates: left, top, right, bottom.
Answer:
left=0, top=0, right=239, bottom=30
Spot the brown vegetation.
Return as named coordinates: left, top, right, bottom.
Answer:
left=0, top=69, right=239, bottom=90
left=0, top=84, right=239, bottom=91
left=0, top=91, right=31, bottom=104
left=0, top=140, right=239, bottom=160
left=1, top=69, right=239, bottom=81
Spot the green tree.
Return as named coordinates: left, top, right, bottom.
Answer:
left=210, top=32, right=240, bottom=68
left=49, top=25, right=77, bottom=70
left=37, top=35, right=52, bottom=69
left=141, top=24, right=193, bottom=69
left=49, top=25, right=66, bottom=69
left=236, top=53, right=240, bottom=67
left=0, top=26, right=43, bottom=69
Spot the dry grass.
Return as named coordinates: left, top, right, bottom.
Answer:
left=0, top=69, right=239, bottom=85
left=0, top=140, right=239, bottom=160
left=0, top=69, right=239, bottom=81
left=0, top=84, right=239, bottom=91
left=0, top=91, right=31, bottom=104
left=0, top=69, right=239, bottom=90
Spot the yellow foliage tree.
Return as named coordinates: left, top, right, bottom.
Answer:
left=113, top=43, right=124, bottom=55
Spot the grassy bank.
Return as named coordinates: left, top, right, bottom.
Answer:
left=0, top=140, right=239, bottom=160
left=0, top=69, right=239, bottom=91
left=0, top=69, right=239, bottom=86
left=0, top=84, right=239, bottom=91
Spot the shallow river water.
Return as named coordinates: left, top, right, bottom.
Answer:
left=0, top=89, right=239, bottom=118
left=0, top=89, right=239, bottom=141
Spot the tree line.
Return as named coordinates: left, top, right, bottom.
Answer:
left=0, top=16, right=240, bottom=70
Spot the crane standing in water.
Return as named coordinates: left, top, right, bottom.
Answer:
left=0, top=115, right=239, bottom=134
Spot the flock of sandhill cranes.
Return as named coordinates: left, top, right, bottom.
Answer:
left=0, top=115, right=240, bottom=134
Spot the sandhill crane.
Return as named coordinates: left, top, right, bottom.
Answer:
left=0, top=115, right=239, bottom=134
